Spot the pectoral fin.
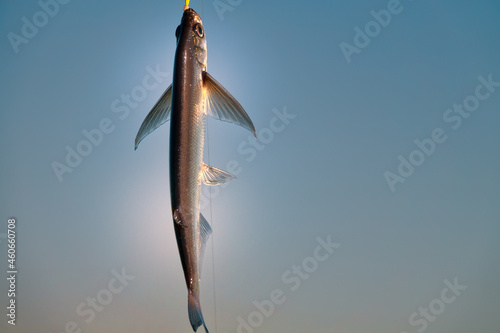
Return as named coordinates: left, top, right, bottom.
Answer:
left=203, top=72, right=256, bottom=136
left=202, top=163, right=235, bottom=186
left=134, top=84, right=172, bottom=149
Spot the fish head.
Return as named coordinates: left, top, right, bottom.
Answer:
left=175, top=8, right=207, bottom=69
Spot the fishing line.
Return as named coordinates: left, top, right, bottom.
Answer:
left=206, top=116, right=219, bottom=333
left=202, top=0, right=204, bottom=22
left=202, top=3, right=218, bottom=332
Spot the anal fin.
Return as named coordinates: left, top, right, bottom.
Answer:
left=199, top=213, right=212, bottom=245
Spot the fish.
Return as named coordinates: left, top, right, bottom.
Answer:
left=134, top=7, right=256, bottom=333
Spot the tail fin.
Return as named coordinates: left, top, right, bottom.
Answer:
left=188, top=290, right=209, bottom=333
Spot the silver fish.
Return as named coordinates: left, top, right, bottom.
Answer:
left=135, top=7, right=256, bottom=333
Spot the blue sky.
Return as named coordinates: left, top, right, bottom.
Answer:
left=1, top=1, right=499, bottom=333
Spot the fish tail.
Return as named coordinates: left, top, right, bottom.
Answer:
left=188, top=289, right=209, bottom=333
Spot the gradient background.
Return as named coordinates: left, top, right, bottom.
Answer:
left=1, top=0, right=499, bottom=332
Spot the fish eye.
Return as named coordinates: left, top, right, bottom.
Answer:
left=175, top=25, right=181, bottom=38
left=193, top=23, right=204, bottom=38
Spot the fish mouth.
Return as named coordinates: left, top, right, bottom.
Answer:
left=182, top=8, right=201, bottom=22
